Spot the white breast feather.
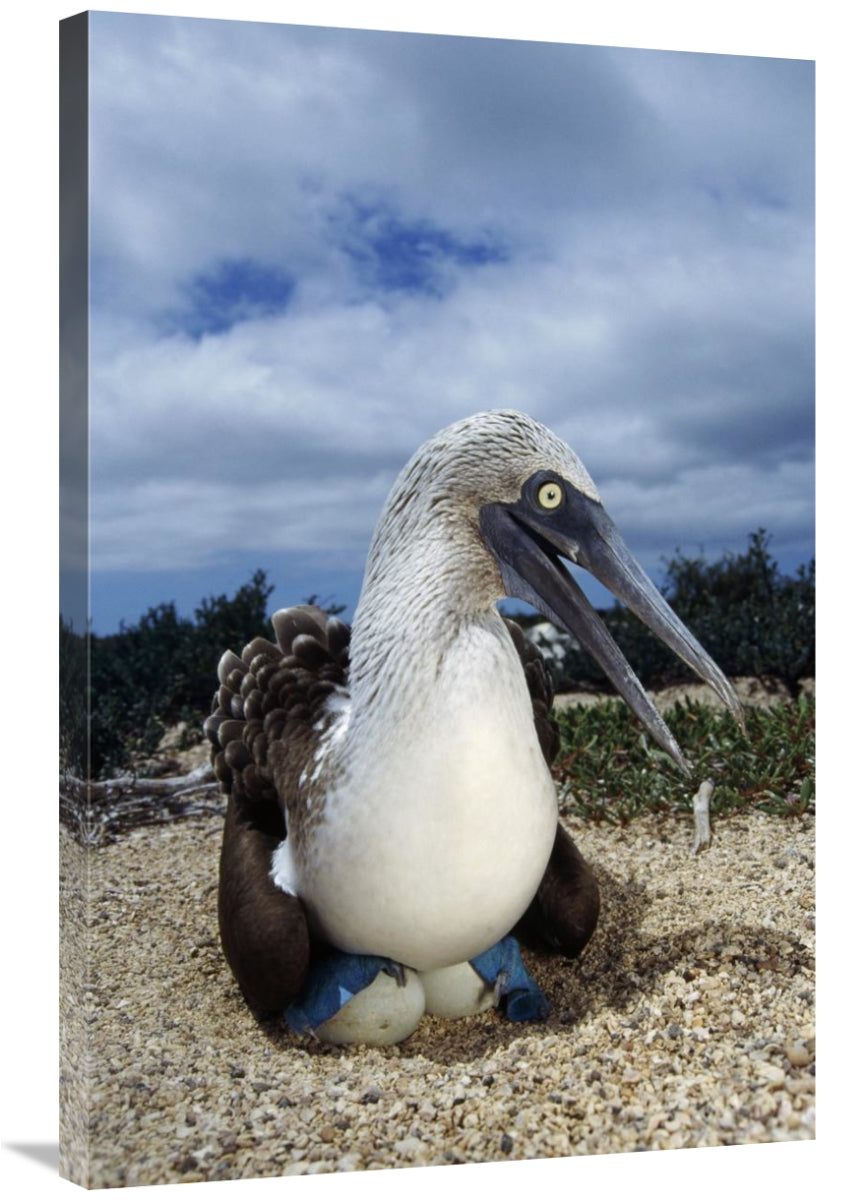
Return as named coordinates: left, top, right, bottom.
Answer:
left=295, top=619, right=557, bottom=969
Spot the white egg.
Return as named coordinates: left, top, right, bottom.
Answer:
left=420, top=961, right=496, bottom=1018
left=314, top=968, right=425, bottom=1045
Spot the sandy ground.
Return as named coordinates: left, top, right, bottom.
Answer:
left=60, top=799, right=815, bottom=1187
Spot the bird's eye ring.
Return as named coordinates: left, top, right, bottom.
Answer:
left=537, top=480, right=564, bottom=510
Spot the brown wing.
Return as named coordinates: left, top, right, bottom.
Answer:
left=505, top=619, right=600, bottom=958
left=204, top=605, right=350, bottom=1012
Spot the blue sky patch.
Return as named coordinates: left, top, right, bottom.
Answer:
left=338, top=203, right=508, bottom=297
left=167, top=258, right=296, bottom=338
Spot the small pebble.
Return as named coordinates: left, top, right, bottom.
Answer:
left=785, top=1041, right=812, bottom=1067
left=755, top=1062, right=786, bottom=1088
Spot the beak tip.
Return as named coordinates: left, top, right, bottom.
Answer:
left=729, top=695, right=747, bottom=733
left=672, top=745, right=691, bottom=776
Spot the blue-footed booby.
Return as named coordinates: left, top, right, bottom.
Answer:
left=206, top=410, right=743, bottom=1042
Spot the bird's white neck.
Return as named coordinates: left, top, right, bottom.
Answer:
left=348, top=512, right=503, bottom=715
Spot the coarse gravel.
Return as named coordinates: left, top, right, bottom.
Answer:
left=60, top=799, right=815, bottom=1188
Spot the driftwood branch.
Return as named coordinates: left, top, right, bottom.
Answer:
left=61, top=760, right=217, bottom=800
left=691, top=779, right=715, bottom=854
left=59, top=761, right=223, bottom=845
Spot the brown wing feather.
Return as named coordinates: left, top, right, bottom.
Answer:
left=205, top=605, right=350, bottom=1012
left=217, top=795, right=311, bottom=1012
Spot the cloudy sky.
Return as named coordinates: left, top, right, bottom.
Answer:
left=82, top=10, right=814, bottom=634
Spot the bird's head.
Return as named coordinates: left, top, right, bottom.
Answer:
left=432, top=409, right=744, bottom=772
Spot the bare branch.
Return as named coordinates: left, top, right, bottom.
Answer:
left=60, top=760, right=216, bottom=799
left=59, top=761, right=222, bottom=845
left=691, top=779, right=715, bottom=854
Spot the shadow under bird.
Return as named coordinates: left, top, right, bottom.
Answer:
left=205, top=409, right=743, bottom=1043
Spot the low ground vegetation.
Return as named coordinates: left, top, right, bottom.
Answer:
left=554, top=692, right=814, bottom=821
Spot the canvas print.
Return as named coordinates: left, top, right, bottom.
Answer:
left=59, top=10, right=815, bottom=1189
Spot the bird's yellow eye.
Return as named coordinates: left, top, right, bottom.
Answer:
left=537, top=480, right=563, bottom=510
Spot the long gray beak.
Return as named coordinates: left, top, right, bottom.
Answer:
left=480, top=477, right=745, bottom=773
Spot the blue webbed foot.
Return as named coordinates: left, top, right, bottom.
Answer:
left=469, top=936, right=550, bottom=1021
left=283, top=950, right=422, bottom=1046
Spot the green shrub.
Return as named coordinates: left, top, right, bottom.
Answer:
left=60, top=616, right=88, bottom=777
left=554, top=530, right=814, bottom=694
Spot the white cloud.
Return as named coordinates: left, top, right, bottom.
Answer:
left=86, top=12, right=814, bottom=609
